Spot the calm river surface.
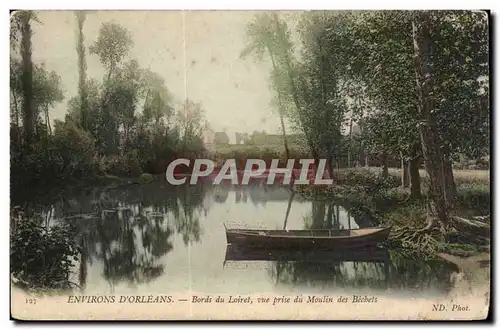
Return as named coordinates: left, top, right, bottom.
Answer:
left=20, top=181, right=459, bottom=299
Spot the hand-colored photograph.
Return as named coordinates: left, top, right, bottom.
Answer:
left=9, top=10, right=490, bottom=321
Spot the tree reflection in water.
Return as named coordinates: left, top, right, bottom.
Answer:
left=47, top=184, right=208, bottom=290
left=269, top=251, right=457, bottom=294
left=175, top=185, right=204, bottom=246
left=25, top=183, right=459, bottom=295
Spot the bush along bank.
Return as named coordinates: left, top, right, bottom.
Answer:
left=10, top=208, right=81, bottom=294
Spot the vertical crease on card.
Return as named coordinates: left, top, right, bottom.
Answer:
left=182, top=9, right=192, bottom=320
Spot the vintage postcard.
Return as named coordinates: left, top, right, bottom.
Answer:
left=10, top=9, right=490, bottom=320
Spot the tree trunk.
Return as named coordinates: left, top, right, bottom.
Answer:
left=312, top=201, right=326, bottom=229
left=348, top=113, right=354, bottom=167
left=123, top=124, right=129, bottom=152
left=381, top=150, right=389, bottom=179
left=442, top=155, right=457, bottom=206
left=327, top=153, right=334, bottom=180
left=400, top=151, right=410, bottom=188
left=272, top=13, right=318, bottom=162
left=365, top=155, right=369, bottom=168
left=326, top=203, right=334, bottom=228
left=12, top=90, right=19, bottom=128
left=441, top=144, right=456, bottom=206
left=409, top=148, right=422, bottom=199
left=336, top=205, right=340, bottom=230
left=269, top=51, right=290, bottom=161
left=44, top=103, right=52, bottom=135
left=11, top=90, right=21, bottom=146
left=412, top=12, right=448, bottom=227
left=21, top=12, right=34, bottom=145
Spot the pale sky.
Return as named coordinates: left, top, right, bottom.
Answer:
left=29, top=10, right=294, bottom=143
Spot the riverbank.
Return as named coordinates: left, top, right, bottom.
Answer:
left=292, top=168, right=490, bottom=259
left=10, top=172, right=160, bottom=207
left=10, top=166, right=489, bottom=296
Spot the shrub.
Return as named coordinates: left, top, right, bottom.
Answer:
left=97, top=150, right=145, bottom=177
left=10, top=211, right=80, bottom=293
left=98, top=155, right=120, bottom=176
left=340, top=168, right=400, bottom=191
left=139, top=173, right=154, bottom=183
left=125, top=150, right=143, bottom=177
left=52, top=120, right=96, bottom=178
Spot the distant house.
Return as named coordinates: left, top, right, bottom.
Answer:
left=214, top=132, right=230, bottom=145
left=235, top=132, right=250, bottom=145
left=201, top=122, right=215, bottom=150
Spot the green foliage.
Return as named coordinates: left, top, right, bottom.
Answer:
left=10, top=15, right=209, bottom=196
left=340, top=168, right=400, bottom=191
left=240, top=12, right=292, bottom=63
left=240, top=12, right=300, bottom=159
left=10, top=59, right=64, bottom=132
left=11, top=141, right=56, bottom=196
left=456, top=183, right=490, bottom=215
left=10, top=120, right=97, bottom=202
left=51, top=120, right=95, bottom=175
left=98, top=153, right=139, bottom=177
left=139, top=173, right=154, bottom=183
left=381, top=201, right=427, bottom=228
left=141, top=69, right=174, bottom=124
left=10, top=212, right=80, bottom=292
left=125, top=150, right=143, bottom=177
left=453, top=153, right=490, bottom=170
left=293, top=12, right=355, bottom=156
left=89, top=21, right=133, bottom=75
left=349, top=11, right=420, bottom=156
left=243, top=10, right=490, bottom=230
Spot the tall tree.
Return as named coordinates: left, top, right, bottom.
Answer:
left=430, top=11, right=489, bottom=203
left=89, top=21, right=134, bottom=154
left=140, top=69, right=173, bottom=127
left=10, top=58, right=23, bottom=146
left=19, top=11, right=35, bottom=144
left=240, top=13, right=291, bottom=160
left=291, top=12, right=360, bottom=174
left=32, top=64, right=64, bottom=134
left=89, top=21, right=133, bottom=81
left=11, top=59, right=64, bottom=136
left=412, top=11, right=448, bottom=227
left=177, top=100, right=205, bottom=148
left=75, top=11, right=88, bottom=130
left=272, top=12, right=322, bottom=166
left=349, top=11, right=423, bottom=192
left=66, top=78, right=102, bottom=139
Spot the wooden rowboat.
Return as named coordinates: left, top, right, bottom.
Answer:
left=224, top=225, right=391, bottom=250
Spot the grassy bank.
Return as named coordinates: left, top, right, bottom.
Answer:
left=383, top=167, right=490, bottom=185
left=209, top=143, right=310, bottom=168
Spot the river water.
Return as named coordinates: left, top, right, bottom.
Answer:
left=18, top=181, right=460, bottom=299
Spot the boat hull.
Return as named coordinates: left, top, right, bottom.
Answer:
left=224, top=245, right=390, bottom=263
left=225, top=227, right=391, bottom=250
